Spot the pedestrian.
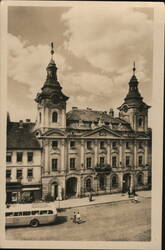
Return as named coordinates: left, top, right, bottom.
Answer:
left=128, top=190, right=130, bottom=198
left=73, top=211, right=76, bottom=223
left=89, top=192, right=92, bottom=201
left=76, top=211, right=81, bottom=224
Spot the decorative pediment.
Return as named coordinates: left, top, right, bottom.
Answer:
left=42, top=129, right=66, bottom=137
left=82, top=126, right=121, bottom=139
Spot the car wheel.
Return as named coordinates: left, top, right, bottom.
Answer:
left=30, top=219, right=39, bottom=227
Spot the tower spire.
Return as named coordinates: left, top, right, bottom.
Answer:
left=133, top=61, right=136, bottom=75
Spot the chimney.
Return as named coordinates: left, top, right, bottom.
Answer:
left=19, top=120, right=23, bottom=128
left=109, top=108, right=114, bottom=117
left=26, top=119, right=31, bottom=123
left=72, top=107, right=78, bottom=110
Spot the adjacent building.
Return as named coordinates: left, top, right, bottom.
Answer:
left=6, top=45, right=152, bottom=203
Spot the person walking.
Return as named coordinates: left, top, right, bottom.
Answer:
left=73, top=211, right=76, bottom=223
left=76, top=211, right=81, bottom=224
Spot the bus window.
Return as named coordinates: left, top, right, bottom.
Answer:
left=23, top=211, right=31, bottom=216
left=5, top=212, right=13, bottom=217
left=32, top=210, right=39, bottom=215
left=14, top=212, right=22, bottom=216
left=40, top=210, right=48, bottom=215
left=48, top=210, right=53, bottom=214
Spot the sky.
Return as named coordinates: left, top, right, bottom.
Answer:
left=8, top=3, right=153, bottom=125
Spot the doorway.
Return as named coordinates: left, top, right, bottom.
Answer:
left=51, top=182, right=58, bottom=200
left=123, top=173, right=131, bottom=192
left=66, top=177, right=77, bottom=198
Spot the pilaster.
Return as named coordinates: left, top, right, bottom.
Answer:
left=134, top=140, right=137, bottom=168
left=94, top=139, right=98, bottom=166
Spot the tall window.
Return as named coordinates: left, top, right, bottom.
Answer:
left=87, top=141, right=92, bottom=149
left=137, top=174, right=143, bottom=185
left=100, top=141, right=105, bottom=149
left=126, top=142, right=130, bottom=149
left=138, top=155, right=143, bottom=166
left=139, top=142, right=143, bottom=149
left=112, top=141, right=117, bottom=149
left=112, top=156, right=117, bottom=167
left=86, top=157, right=92, bottom=169
left=138, top=118, right=143, bottom=127
left=27, top=169, right=33, bottom=178
left=6, top=152, right=12, bottom=162
left=6, top=169, right=11, bottom=179
left=52, top=159, right=58, bottom=171
left=112, top=175, right=118, bottom=188
left=70, top=158, right=76, bottom=170
left=17, top=152, right=23, bottom=162
left=86, top=179, right=92, bottom=192
left=39, top=112, right=42, bottom=123
left=100, top=157, right=105, bottom=165
left=126, top=156, right=130, bottom=166
left=52, top=141, right=58, bottom=148
left=100, top=176, right=105, bottom=190
left=70, top=141, right=76, bottom=149
left=27, top=152, right=33, bottom=162
left=17, top=169, right=23, bottom=179
left=52, top=112, right=58, bottom=123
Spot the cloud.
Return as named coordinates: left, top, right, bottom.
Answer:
left=62, top=6, right=153, bottom=77
left=8, top=33, right=69, bottom=98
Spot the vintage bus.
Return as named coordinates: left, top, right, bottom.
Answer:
left=5, top=203, right=57, bottom=227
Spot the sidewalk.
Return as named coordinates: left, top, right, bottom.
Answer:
left=55, top=190, right=151, bottom=210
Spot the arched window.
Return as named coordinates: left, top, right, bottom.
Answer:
left=112, top=175, right=118, bottom=188
left=86, top=179, right=91, bottom=192
left=52, top=112, right=58, bottom=123
left=39, top=112, right=42, bottom=123
left=100, top=176, right=105, bottom=190
left=137, top=173, right=143, bottom=185
left=138, top=118, right=143, bottom=127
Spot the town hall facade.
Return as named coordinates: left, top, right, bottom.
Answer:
left=6, top=45, right=152, bottom=203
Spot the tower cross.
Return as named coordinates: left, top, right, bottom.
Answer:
left=51, top=42, right=54, bottom=58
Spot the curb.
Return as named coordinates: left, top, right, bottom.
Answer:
left=57, top=198, right=132, bottom=210
left=57, top=195, right=151, bottom=211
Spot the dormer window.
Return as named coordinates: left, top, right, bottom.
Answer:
left=52, top=112, right=58, bottom=123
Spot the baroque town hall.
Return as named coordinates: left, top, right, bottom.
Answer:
left=6, top=45, right=152, bottom=203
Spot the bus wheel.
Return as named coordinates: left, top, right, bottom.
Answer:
left=30, top=219, right=39, bottom=227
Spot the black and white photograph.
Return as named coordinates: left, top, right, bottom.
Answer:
left=0, top=1, right=164, bottom=249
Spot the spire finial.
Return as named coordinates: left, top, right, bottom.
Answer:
left=133, top=61, right=136, bottom=75
left=50, top=42, right=54, bottom=59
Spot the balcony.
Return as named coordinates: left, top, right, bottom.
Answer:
left=95, top=163, right=112, bottom=173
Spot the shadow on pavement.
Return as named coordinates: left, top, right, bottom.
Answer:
left=54, top=216, right=68, bottom=225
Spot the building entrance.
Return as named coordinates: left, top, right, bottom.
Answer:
left=123, top=173, right=131, bottom=192
left=66, top=177, right=77, bottom=198
left=51, top=182, right=58, bottom=200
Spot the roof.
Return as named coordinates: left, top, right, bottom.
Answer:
left=7, top=122, right=41, bottom=150
left=66, top=109, right=128, bottom=125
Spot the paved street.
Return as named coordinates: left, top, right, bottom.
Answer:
left=6, top=197, right=151, bottom=241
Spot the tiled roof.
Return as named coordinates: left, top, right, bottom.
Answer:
left=7, top=122, right=41, bottom=149
left=66, top=109, right=128, bottom=124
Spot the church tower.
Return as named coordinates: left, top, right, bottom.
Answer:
left=35, top=43, right=69, bottom=133
left=118, top=63, right=151, bottom=131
